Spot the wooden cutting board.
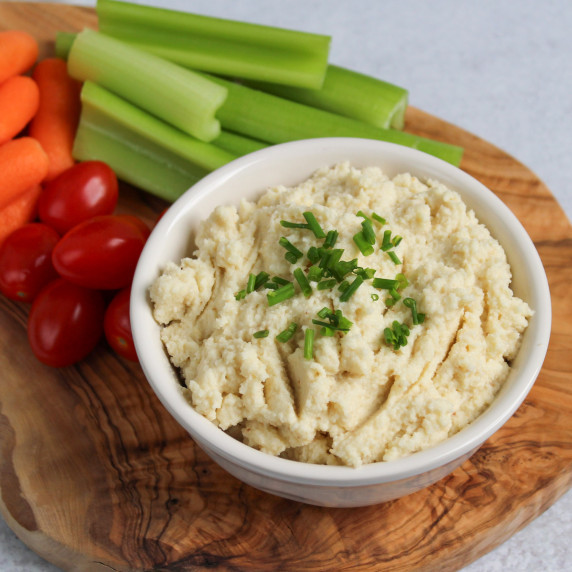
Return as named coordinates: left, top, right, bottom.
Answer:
left=1, top=4, right=571, bottom=571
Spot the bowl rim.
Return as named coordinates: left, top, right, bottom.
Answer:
left=131, top=137, right=552, bottom=487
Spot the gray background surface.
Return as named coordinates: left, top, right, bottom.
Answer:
left=1, top=1, right=570, bottom=570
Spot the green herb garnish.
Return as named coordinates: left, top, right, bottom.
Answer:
left=253, top=329, right=269, bottom=338
left=279, top=236, right=303, bottom=262
left=303, top=211, right=326, bottom=239
left=304, top=328, right=315, bottom=359
left=339, top=275, right=364, bottom=302
left=353, top=231, right=374, bottom=256
left=293, top=267, right=312, bottom=298
left=276, top=322, right=298, bottom=342
left=384, top=320, right=410, bottom=350
left=387, top=251, right=401, bottom=265
left=323, top=229, right=338, bottom=249
left=267, top=282, right=296, bottom=306
left=403, top=297, right=425, bottom=325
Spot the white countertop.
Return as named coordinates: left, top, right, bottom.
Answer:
left=1, top=1, right=570, bottom=570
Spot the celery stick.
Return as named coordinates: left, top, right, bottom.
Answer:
left=80, top=81, right=236, bottom=172
left=67, top=29, right=227, bottom=142
left=96, top=0, right=330, bottom=89
left=247, top=65, right=409, bottom=130
left=55, top=32, right=75, bottom=60
left=210, top=76, right=463, bottom=166
left=74, top=103, right=207, bottom=202
left=214, top=131, right=268, bottom=157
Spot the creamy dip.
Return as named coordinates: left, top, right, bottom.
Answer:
left=150, top=162, right=532, bottom=467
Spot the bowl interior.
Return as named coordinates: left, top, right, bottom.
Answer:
left=131, top=138, right=551, bottom=485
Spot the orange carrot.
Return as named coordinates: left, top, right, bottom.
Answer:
left=28, top=58, right=82, bottom=181
left=0, top=184, right=42, bottom=248
left=0, top=76, right=40, bottom=145
left=0, top=31, right=39, bottom=84
left=0, top=137, right=49, bottom=210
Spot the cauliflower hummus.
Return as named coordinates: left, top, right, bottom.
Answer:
left=150, top=162, right=532, bottom=467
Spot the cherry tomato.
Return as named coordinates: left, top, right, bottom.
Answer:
left=52, top=215, right=147, bottom=290
left=115, top=214, right=151, bottom=240
left=104, top=286, right=138, bottom=361
left=27, top=278, right=105, bottom=367
left=38, top=161, right=118, bottom=235
left=0, top=223, right=60, bottom=302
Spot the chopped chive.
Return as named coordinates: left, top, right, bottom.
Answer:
left=235, top=289, right=247, bottom=300
left=387, top=251, right=401, bottom=265
left=356, top=210, right=370, bottom=220
left=384, top=320, right=410, bottom=350
left=267, top=282, right=295, bottom=306
left=265, top=281, right=279, bottom=290
left=303, top=211, right=326, bottom=239
left=253, top=329, right=269, bottom=338
left=280, top=220, right=309, bottom=229
left=361, top=218, right=376, bottom=245
left=392, top=235, right=403, bottom=247
left=323, top=229, right=338, bottom=249
left=321, top=326, right=335, bottom=337
left=330, top=258, right=358, bottom=282
left=354, top=266, right=375, bottom=279
left=388, top=288, right=401, bottom=301
left=317, top=307, right=331, bottom=319
left=293, top=267, right=312, bottom=298
left=276, top=322, right=298, bottom=342
left=335, top=310, right=353, bottom=331
left=372, top=212, right=386, bottom=225
left=254, top=271, right=270, bottom=290
left=304, top=328, right=315, bottom=360
left=321, top=248, right=343, bottom=270
left=381, top=229, right=393, bottom=251
left=279, top=236, right=303, bottom=259
left=318, top=249, right=331, bottom=269
left=307, top=246, right=321, bottom=264
left=307, top=265, right=324, bottom=282
left=371, top=293, right=379, bottom=301
left=317, top=278, right=337, bottom=290
left=372, top=277, right=398, bottom=290
left=273, top=276, right=290, bottom=286
left=312, top=319, right=350, bottom=332
left=246, top=273, right=257, bottom=293
left=384, top=327, right=396, bottom=347
left=353, top=231, right=374, bottom=256
left=338, top=280, right=350, bottom=292
left=285, top=251, right=299, bottom=264
left=395, top=273, right=409, bottom=290
left=339, top=275, right=364, bottom=302
left=403, top=297, right=424, bottom=325
left=385, top=296, right=398, bottom=306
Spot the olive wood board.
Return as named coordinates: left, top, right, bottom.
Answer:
left=0, top=3, right=571, bottom=571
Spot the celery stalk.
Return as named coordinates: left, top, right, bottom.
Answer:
left=55, top=32, right=75, bottom=60
left=96, top=0, right=330, bottom=89
left=80, top=81, right=236, bottom=172
left=247, top=65, right=409, bottom=130
left=214, top=131, right=268, bottom=157
left=210, top=77, right=464, bottom=166
left=73, top=103, right=207, bottom=202
left=67, top=29, right=227, bottom=142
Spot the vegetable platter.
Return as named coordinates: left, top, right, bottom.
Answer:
left=0, top=3, right=571, bottom=571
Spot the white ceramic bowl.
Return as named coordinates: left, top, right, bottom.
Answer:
left=131, top=138, right=551, bottom=507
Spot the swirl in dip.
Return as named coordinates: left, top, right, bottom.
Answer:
left=150, top=162, right=532, bottom=467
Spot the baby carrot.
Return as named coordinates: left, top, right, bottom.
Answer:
left=0, top=76, right=40, bottom=145
left=28, top=58, right=82, bottom=181
left=0, top=184, right=42, bottom=248
left=0, top=30, right=39, bottom=84
left=0, top=137, right=49, bottom=210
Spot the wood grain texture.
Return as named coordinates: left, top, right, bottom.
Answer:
left=0, top=4, right=571, bottom=571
